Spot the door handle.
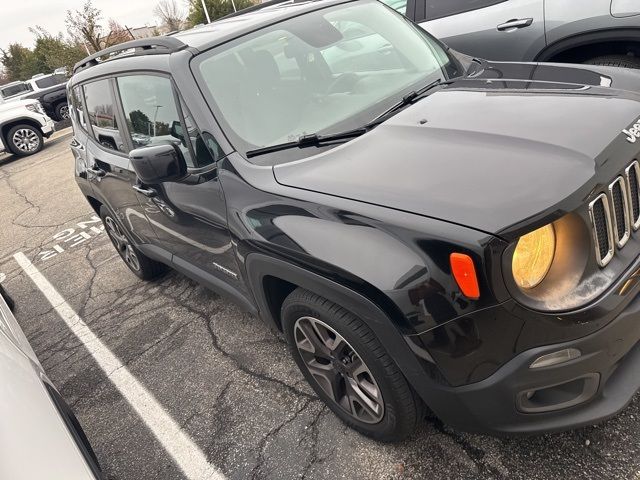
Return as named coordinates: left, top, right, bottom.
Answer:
left=497, top=18, right=533, bottom=31
left=132, top=184, right=157, bottom=198
left=87, top=167, right=106, bottom=177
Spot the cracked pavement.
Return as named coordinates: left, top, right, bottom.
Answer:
left=1, top=131, right=639, bottom=480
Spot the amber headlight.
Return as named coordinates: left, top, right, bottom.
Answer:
left=512, top=224, right=556, bottom=289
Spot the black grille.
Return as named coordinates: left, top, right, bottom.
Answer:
left=589, top=162, right=640, bottom=267
left=611, top=180, right=626, bottom=240
left=592, top=197, right=610, bottom=261
left=628, top=164, right=640, bottom=225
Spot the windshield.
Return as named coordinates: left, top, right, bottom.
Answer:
left=0, top=82, right=32, bottom=99
left=194, top=1, right=461, bottom=160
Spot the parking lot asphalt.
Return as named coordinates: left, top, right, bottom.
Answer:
left=1, top=130, right=639, bottom=480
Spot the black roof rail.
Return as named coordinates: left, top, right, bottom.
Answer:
left=73, top=37, right=188, bottom=74
left=219, top=0, right=306, bottom=20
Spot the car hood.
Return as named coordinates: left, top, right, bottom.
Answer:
left=0, top=98, right=39, bottom=111
left=273, top=62, right=640, bottom=236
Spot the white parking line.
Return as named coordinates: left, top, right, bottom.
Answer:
left=13, top=251, right=226, bottom=480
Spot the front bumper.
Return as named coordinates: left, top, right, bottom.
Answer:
left=40, top=117, right=55, bottom=137
left=421, top=293, right=640, bottom=435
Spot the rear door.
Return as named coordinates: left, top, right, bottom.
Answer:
left=415, top=0, right=546, bottom=62
left=545, top=0, right=640, bottom=47
left=611, top=0, right=640, bottom=17
left=82, top=78, right=157, bottom=245
left=69, top=85, right=92, bottom=184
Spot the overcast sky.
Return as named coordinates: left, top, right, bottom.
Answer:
left=0, top=0, right=174, bottom=50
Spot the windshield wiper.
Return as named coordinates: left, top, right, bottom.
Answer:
left=246, top=78, right=450, bottom=159
left=246, top=127, right=367, bottom=158
left=369, top=78, right=449, bottom=125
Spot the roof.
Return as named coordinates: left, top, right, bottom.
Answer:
left=71, top=0, right=355, bottom=76
left=173, top=0, right=353, bottom=50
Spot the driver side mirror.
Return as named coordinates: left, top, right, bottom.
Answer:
left=129, top=143, right=187, bottom=184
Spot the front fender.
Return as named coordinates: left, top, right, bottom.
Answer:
left=222, top=159, right=508, bottom=337
left=245, top=252, right=446, bottom=404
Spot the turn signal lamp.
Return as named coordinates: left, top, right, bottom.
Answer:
left=450, top=253, right=480, bottom=300
left=530, top=348, right=581, bottom=369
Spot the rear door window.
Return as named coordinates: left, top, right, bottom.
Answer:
left=0, top=82, right=32, bottom=99
left=34, top=74, right=67, bottom=89
left=426, top=0, right=507, bottom=20
left=83, top=79, right=127, bottom=153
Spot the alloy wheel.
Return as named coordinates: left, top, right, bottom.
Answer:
left=59, top=105, right=70, bottom=119
left=104, top=216, right=141, bottom=272
left=294, top=316, right=384, bottom=424
left=12, top=128, right=40, bottom=152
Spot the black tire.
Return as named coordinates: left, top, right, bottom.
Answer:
left=99, top=206, right=167, bottom=280
left=6, top=124, right=43, bottom=156
left=584, top=55, right=640, bottom=69
left=54, top=102, right=70, bottom=121
left=282, top=288, right=424, bottom=442
left=0, top=284, right=15, bottom=311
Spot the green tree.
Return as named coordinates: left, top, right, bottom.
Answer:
left=0, top=44, right=38, bottom=81
left=128, top=109, right=151, bottom=134
left=1, top=29, right=87, bottom=82
left=186, top=0, right=257, bottom=26
left=30, top=27, right=86, bottom=75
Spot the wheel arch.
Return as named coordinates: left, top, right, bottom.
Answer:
left=53, top=98, right=68, bottom=110
left=0, top=118, right=43, bottom=142
left=245, top=253, right=436, bottom=403
left=247, top=253, right=408, bottom=335
left=536, top=28, right=640, bottom=63
left=85, top=195, right=103, bottom=216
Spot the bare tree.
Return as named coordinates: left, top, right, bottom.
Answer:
left=65, top=1, right=133, bottom=54
left=105, top=19, right=134, bottom=45
left=154, top=0, right=185, bottom=32
left=65, top=0, right=103, bottom=53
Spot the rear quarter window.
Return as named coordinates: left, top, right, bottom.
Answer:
left=70, top=86, right=88, bottom=131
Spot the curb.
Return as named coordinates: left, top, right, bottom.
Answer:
left=51, top=127, right=72, bottom=141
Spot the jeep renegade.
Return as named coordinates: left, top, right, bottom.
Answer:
left=69, top=0, right=640, bottom=441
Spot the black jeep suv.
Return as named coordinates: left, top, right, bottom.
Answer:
left=69, top=0, right=640, bottom=441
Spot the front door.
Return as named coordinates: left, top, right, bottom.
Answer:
left=416, top=0, right=546, bottom=62
left=114, top=73, right=243, bottom=292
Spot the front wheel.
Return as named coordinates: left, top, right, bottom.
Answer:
left=100, top=206, right=167, bottom=280
left=55, top=102, right=70, bottom=121
left=282, top=288, right=424, bottom=442
left=6, top=124, right=43, bottom=156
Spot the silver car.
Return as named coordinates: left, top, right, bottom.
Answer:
left=0, top=283, right=101, bottom=480
left=383, top=0, right=640, bottom=68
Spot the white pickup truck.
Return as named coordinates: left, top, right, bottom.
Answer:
left=0, top=99, right=55, bottom=157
